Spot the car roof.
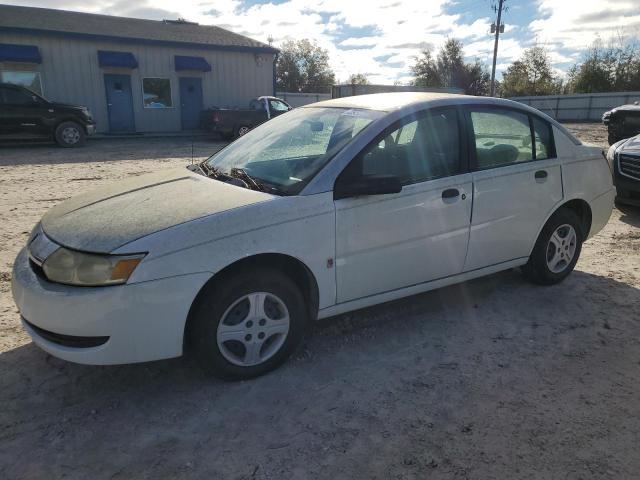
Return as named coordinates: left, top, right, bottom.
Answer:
left=304, top=91, right=582, bottom=145
left=305, top=92, right=461, bottom=111
left=304, top=91, right=552, bottom=113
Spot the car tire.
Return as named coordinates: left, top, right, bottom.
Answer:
left=235, top=125, right=251, bottom=138
left=55, top=121, right=86, bottom=148
left=522, top=208, right=584, bottom=285
left=188, top=268, right=309, bottom=380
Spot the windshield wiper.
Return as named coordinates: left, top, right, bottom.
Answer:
left=229, top=168, right=286, bottom=196
left=230, top=167, right=263, bottom=190
left=199, top=161, right=224, bottom=178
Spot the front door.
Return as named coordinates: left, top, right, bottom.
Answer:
left=104, top=74, right=135, bottom=132
left=334, top=107, right=472, bottom=303
left=179, top=77, right=203, bottom=130
left=0, top=85, right=50, bottom=138
left=463, top=107, right=563, bottom=271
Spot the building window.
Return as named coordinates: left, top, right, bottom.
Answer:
left=0, top=70, right=42, bottom=95
left=142, top=77, right=172, bottom=108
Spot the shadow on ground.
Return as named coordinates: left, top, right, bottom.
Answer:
left=616, top=202, right=640, bottom=227
left=1, top=269, right=640, bottom=479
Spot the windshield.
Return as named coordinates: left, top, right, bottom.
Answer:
left=205, top=107, right=383, bottom=195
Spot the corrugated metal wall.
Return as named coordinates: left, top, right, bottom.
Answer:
left=0, top=32, right=275, bottom=133
left=511, top=92, right=640, bottom=122
left=276, top=91, right=331, bottom=107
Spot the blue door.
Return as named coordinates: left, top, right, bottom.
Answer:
left=104, top=74, right=135, bottom=132
left=179, top=77, right=203, bottom=130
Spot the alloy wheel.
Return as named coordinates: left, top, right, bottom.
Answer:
left=216, top=292, right=290, bottom=367
left=546, top=224, right=577, bottom=273
left=62, top=127, right=80, bottom=145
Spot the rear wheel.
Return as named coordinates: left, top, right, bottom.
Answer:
left=189, top=269, right=308, bottom=380
left=55, top=121, right=85, bottom=147
left=522, top=209, right=583, bottom=285
left=236, top=125, right=251, bottom=138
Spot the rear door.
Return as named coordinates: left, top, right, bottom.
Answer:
left=334, top=107, right=473, bottom=303
left=463, top=107, right=562, bottom=271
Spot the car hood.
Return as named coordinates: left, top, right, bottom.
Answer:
left=41, top=167, right=272, bottom=253
left=620, top=135, right=640, bottom=155
left=49, top=102, right=87, bottom=110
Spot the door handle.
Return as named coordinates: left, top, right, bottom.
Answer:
left=535, top=170, right=548, bottom=179
left=442, top=188, right=460, bottom=199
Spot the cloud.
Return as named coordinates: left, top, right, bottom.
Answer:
left=1, top=0, right=536, bottom=83
left=530, top=0, right=640, bottom=66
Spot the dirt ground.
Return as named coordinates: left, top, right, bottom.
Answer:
left=1, top=124, right=639, bottom=479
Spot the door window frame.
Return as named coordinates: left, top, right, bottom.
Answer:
left=463, top=105, right=557, bottom=172
left=335, top=106, right=469, bottom=192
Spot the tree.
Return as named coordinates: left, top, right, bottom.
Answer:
left=276, top=39, right=336, bottom=93
left=411, top=39, right=490, bottom=95
left=348, top=73, right=370, bottom=85
left=500, top=45, right=561, bottom=97
left=567, top=36, right=640, bottom=93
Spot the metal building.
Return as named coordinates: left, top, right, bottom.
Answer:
left=0, top=5, right=277, bottom=133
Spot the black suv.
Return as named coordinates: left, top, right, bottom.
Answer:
left=602, top=102, right=640, bottom=145
left=0, top=83, right=96, bottom=147
left=608, top=134, right=640, bottom=206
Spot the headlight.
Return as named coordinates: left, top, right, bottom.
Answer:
left=42, top=248, right=145, bottom=286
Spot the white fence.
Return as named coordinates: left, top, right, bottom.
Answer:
left=276, top=92, right=331, bottom=107
left=331, top=84, right=463, bottom=98
left=511, top=92, right=640, bottom=122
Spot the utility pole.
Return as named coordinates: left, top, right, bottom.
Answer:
left=490, top=0, right=505, bottom=97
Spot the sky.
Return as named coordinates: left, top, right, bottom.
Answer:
left=4, top=0, right=640, bottom=84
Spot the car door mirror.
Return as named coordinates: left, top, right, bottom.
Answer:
left=334, top=174, right=402, bottom=200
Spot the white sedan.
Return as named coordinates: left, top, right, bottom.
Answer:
left=12, top=93, right=614, bottom=379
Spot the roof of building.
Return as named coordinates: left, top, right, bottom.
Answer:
left=0, top=5, right=278, bottom=54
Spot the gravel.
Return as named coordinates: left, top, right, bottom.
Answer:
left=1, top=123, right=640, bottom=479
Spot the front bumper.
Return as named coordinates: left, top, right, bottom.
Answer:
left=11, top=248, right=211, bottom=365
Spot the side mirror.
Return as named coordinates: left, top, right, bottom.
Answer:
left=334, top=174, right=402, bottom=200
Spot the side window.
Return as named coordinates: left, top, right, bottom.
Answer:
left=249, top=99, right=263, bottom=110
left=269, top=100, right=289, bottom=112
left=532, top=116, right=555, bottom=160
left=351, top=108, right=462, bottom=185
left=470, top=109, right=533, bottom=169
left=2, top=87, right=35, bottom=105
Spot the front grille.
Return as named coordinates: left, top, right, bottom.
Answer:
left=23, top=318, right=109, bottom=348
left=619, top=154, right=640, bottom=180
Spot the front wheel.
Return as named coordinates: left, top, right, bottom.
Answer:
left=188, top=269, right=308, bottom=380
left=522, top=209, right=583, bottom=285
left=55, top=121, right=86, bottom=147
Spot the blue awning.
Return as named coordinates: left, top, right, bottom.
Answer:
left=0, top=44, right=41, bottom=63
left=97, top=50, right=138, bottom=68
left=174, top=55, right=211, bottom=72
